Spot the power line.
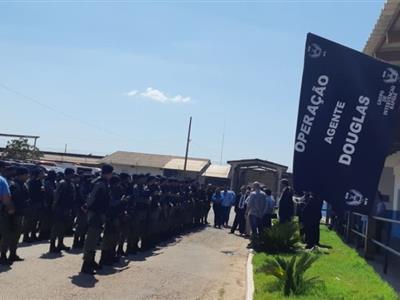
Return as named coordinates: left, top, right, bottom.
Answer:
left=0, top=82, right=128, bottom=139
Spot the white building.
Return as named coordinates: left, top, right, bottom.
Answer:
left=365, top=0, right=400, bottom=216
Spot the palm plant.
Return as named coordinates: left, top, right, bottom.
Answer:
left=253, top=221, right=301, bottom=253
left=258, top=252, right=320, bottom=296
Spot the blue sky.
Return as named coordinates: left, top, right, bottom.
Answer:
left=0, top=1, right=384, bottom=168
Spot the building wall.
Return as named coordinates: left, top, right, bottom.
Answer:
left=378, top=167, right=395, bottom=210
left=240, top=169, right=279, bottom=196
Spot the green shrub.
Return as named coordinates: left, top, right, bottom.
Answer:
left=258, top=252, right=321, bottom=296
left=253, top=221, right=301, bottom=253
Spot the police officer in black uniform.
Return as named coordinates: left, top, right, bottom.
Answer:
left=39, top=170, right=57, bottom=240
left=23, top=168, right=44, bottom=243
left=80, top=164, right=113, bottom=275
left=49, top=168, right=76, bottom=253
left=99, top=175, right=125, bottom=266
left=72, top=174, right=91, bottom=249
left=0, top=167, right=29, bottom=264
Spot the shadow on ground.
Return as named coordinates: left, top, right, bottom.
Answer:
left=40, top=252, right=64, bottom=259
left=0, top=264, right=12, bottom=273
left=70, top=274, right=99, bottom=288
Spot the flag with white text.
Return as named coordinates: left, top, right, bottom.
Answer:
left=293, top=33, right=400, bottom=214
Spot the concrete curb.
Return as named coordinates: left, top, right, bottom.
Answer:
left=246, top=250, right=254, bottom=300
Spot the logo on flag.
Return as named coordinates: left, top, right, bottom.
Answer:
left=382, top=67, right=399, bottom=84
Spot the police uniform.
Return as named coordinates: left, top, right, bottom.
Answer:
left=39, top=173, right=56, bottom=240
left=23, top=174, right=44, bottom=242
left=81, top=165, right=112, bottom=275
left=72, top=176, right=91, bottom=249
left=100, top=176, right=123, bottom=266
left=0, top=169, right=29, bottom=264
left=49, top=172, right=76, bottom=253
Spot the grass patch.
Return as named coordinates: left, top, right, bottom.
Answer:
left=253, top=226, right=398, bottom=300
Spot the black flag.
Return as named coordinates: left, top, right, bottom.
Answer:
left=293, top=33, right=400, bottom=214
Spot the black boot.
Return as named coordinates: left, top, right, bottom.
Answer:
left=58, top=238, right=71, bottom=252
left=9, top=251, right=24, bottom=262
left=0, top=253, right=11, bottom=265
left=72, top=236, right=80, bottom=249
left=23, top=234, right=32, bottom=244
left=78, top=235, right=86, bottom=248
left=116, top=244, right=126, bottom=257
left=92, top=260, right=102, bottom=271
left=111, top=249, right=119, bottom=263
left=38, top=232, right=50, bottom=241
left=80, top=260, right=95, bottom=275
left=49, top=239, right=60, bottom=253
left=30, top=233, right=39, bottom=242
left=99, top=250, right=111, bottom=266
left=126, top=245, right=138, bottom=255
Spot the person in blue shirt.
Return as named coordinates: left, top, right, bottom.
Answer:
left=211, top=188, right=223, bottom=229
left=220, top=187, right=236, bottom=228
left=0, top=175, right=10, bottom=200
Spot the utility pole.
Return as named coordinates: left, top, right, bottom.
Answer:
left=62, top=144, right=67, bottom=162
left=220, top=121, right=226, bottom=164
left=183, top=116, right=192, bottom=173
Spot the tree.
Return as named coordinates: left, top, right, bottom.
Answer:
left=2, top=138, right=42, bottom=160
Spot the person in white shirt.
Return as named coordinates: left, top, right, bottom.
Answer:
left=246, top=182, right=267, bottom=237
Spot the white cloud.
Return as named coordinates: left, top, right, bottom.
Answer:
left=141, top=87, right=168, bottom=102
left=126, top=90, right=138, bottom=96
left=126, top=87, right=191, bottom=104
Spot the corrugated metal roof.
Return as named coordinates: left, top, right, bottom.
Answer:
left=364, top=0, right=400, bottom=55
left=202, top=164, right=231, bottom=179
left=363, top=0, right=400, bottom=155
left=42, top=153, right=101, bottom=165
left=101, top=151, right=210, bottom=172
left=163, top=158, right=209, bottom=172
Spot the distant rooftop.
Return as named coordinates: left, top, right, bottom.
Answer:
left=41, top=152, right=102, bottom=166
left=202, top=164, right=231, bottom=179
left=101, top=151, right=210, bottom=173
left=227, top=158, right=288, bottom=170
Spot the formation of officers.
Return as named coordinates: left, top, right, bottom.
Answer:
left=0, top=162, right=213, bottom=275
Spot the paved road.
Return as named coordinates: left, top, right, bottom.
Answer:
left=0, top=225, right=249, bottom=300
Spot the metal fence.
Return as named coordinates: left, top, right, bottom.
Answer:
left=339, top=211, right=400, bottom=274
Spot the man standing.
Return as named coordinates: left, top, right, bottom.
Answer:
left=221, top=186, right=236, bottom=228
left=246, top=182, right=267, bottom=238
left=100, top=175, right=124, bottom=266
left=211, top=188, right=223, bottom=229
left=302, top=193, right=323, bottom=249
left=0, top=163, right=11, bottom=265
left=230, top=186, right=248, bottom=235
left=263, top=189, right=276, bottom=229
left=81, top=164, right=113, bottom=275
left=72, top=175, right=91, bottom=249
left=39, top=170, right=57, bottom=240
left=278, top=179, right=294, bottom=223
left=24, top=168, right=44, bottom=243
left=0, top=167, right=29, bottom=264
left=49, top=168, right=76, bottom=253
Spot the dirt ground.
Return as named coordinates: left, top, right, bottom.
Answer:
left=0, top=224, right=249, bottom=300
